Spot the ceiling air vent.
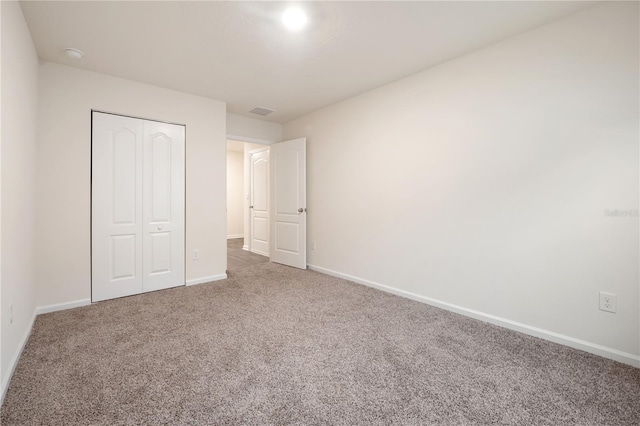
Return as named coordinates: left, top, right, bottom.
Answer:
left=249, top=106, right=275, bottom=117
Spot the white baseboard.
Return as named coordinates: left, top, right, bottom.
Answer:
left=1, top=309, right=37, bottom=405
left=36, top=298, right=91, bottom=315
left=227, top=234, right=244, bottom=239
left=242, top=245, right=249, bottom=251
left=186, top=274, right=228, bottom=286
left=2, top=298, right=94, bottom=404
left=1, top=277, right=231, bottom=404
left=307, top=264, right=640, bottom=368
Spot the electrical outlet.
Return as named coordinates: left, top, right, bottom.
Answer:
left=599, top=292, right=617, bottom=313
left=9, top=303, right=13, bottom=325
left=311, top=241, right=316, bottom=250
left=192, top=249, right=200, bottom=260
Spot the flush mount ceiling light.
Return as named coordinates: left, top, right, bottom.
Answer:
left=281, top=7, right=308, bottom=31
left=64, top=48, right=84, bottom=59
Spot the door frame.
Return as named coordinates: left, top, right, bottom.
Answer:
left=90, top=110, right=187, bottom=302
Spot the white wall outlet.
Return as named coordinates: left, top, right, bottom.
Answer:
left=192, top=249, right=200, bottom=260
left=9, top=303, right=13, bottom=325
left=311, top=241, right=316, bottom=250
left=599, top=292, right=617, bottom=313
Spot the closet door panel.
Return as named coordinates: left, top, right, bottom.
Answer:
left=142, top=120, right=185, bottom=293
left=92, top=113, right=144, bottom=302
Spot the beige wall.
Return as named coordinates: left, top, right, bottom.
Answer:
left=227, top=113, right=282, bottom=143
left=1, top=1, right=39, bottom=392
left=227, top=150, right=244, bottom=238
left=37, top=62, right=227, bottom=306
left=284, top=3, right=640, bottom=362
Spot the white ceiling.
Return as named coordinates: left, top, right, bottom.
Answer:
left=21, top=1, right=594, bottom=123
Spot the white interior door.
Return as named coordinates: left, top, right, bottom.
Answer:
left=142, top=120, right=185, bottom=293
left=269, top=138, right=306, bottom=269
left=249, top=149, right=269, bottom=256
left=92, top=112, right=185, bottom=302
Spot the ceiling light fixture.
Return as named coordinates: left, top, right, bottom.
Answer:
left=64, top=48, right=84, bottom=59
left=281, top=7, right=308, bottom=31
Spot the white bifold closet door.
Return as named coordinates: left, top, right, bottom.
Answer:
left=92, top=112, right=185, bottom=302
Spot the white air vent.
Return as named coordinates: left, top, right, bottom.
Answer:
left=249, top=106, right=275, bottom=116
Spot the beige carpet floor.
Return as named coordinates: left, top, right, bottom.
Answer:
left=2, top=263, right=639, bottom=425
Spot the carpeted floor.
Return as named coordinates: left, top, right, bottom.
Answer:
left=2, top=263, right=639, bottom=425
left=227, top=238, right=268, bottom=271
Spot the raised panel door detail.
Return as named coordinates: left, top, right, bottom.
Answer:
left=150, top=232, right=171, bottom=274
left=151, top=133, right=172, bottom=223
left=275, top=150, right=299, bottom=215
left=111, top=235, right=136, bottom=280
left=275, top=222, right=299, bottom=254
left=111, top=129, right=137, bottom=225
left=253, top=158, right=268, bottom=212
left=253, top=217, right=268, bottom=243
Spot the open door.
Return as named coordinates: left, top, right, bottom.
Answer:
left=269, top=138, right=306, bottom=269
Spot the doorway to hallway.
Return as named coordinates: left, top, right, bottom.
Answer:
left=226, top=140, right=270, bottom=271
left=227, top=238, right=268, bottom=271
left=226, top=137, right=308, bottom=271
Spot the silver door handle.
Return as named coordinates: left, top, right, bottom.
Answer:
left=157, top=226, right=162, bottom=230
left=249, top=206, right=254, bottom=209
left=298, top=208, right=305, bottom=213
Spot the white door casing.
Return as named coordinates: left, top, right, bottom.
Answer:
left=92, top=112, right=185, bottom=302
left=269, top=138, right=307, bottom=269
left=249, top=148, right=269, bottom=256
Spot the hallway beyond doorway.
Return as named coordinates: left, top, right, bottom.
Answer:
left=227, top=238, right=268, bottom=271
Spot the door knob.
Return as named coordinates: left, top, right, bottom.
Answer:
left=249, top=206, right=254, bottom=209
left=298, top=208, right=304, bottom=213
left=157, top=226, right=162, bottom=230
